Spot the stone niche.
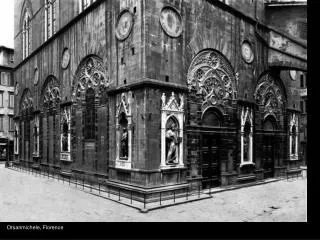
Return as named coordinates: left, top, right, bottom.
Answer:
left=160, top=92, right=185, bottom=170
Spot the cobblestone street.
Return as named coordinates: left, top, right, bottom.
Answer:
left=0, top=163, right=306, bottom=222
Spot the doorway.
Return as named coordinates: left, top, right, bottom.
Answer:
left=262, top=135, right=275, bottom=178
left=201, top=134, right=221, bottom=188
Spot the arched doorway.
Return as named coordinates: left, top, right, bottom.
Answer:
left=71, top=55, right=110, bottom=172
left=40, top=76, right=61, bottom=165
left=201, top=108, right=222, bottom=188
left=19, top=89, right=33, bottom=164
left=262, top=115, right=277, bottom=178
left=255, top=72, right=286, bottom=179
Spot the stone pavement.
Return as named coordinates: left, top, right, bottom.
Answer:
left=0, top=163, right=306, bottom=222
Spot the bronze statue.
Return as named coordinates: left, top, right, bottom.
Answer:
left=121, top=127, right=128, bottom=158
left=166, top=123, right=179, bottom=165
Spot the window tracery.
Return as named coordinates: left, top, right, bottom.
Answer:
left=72, top=56, right=109, bottom=101
left=187, top=50, right=235, bottom=110
left=42, top=77, right=60, bottom=109
left=254, top=74, right=285, bottom=119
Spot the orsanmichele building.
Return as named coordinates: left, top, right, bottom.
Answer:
left=13, top=0, right=307, bottom=197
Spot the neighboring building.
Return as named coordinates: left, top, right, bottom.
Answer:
left=13, top=0, right=307, bottom=200
left=0, top=46, right=15, bottom=162
left=265, top=0, right=307, bottom=166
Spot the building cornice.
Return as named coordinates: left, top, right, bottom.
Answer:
left=14, top=0, right=105, bottom=70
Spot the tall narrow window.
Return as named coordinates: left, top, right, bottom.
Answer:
left=45, top=0, right=57, bottom=40
left=79, top=0, right=96, bottom=13
left=22, top=12, right=31, bottom=59
left=0, top=115, right=3, bottom=132
left=9, top=116, right=14, bottom=131
left=9, top=92, right=14, bottom=109
left=1, top=72, right=7, bottom=86
left=0, top=92, right=3, bottom=108
left=85, top=88, right=96, bottom=140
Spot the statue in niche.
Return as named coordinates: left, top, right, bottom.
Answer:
left=165, top=121, right=180, bottom=165
left=120, top=127, right=128, bottom=159
left=62, top=122, right=69, bottom=152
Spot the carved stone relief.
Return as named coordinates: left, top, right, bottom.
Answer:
left=116, top=10, right=134, bottom=41
left=42, top=77, right=61, bottom=108
left=187, top=50, right=235, bottom=110
left=72, top=56, right=109, bottom=100
left=254, top=74, right=284, bottom=119
left=160, top=6, right=183, bottom=38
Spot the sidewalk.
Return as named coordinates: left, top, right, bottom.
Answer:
left=0, top=164, right=307, bottom=222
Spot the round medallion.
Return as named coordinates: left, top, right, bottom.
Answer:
left=116, top=10, right=134, bottom=41
left=15, top=82, right=20, bottom=96
left=289, top=70, right=297, bottom=80
left=34, top=67, right=39, bottom=85
left=61, top=48, right=70, bottom=69
left=160, top=7, right=183, bottom=38
left=241, top=41, right=254, bottom=64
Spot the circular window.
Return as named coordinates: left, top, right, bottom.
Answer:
left=34, top=67, right=39, bottom=85
left=61, top=48, right=70, bottom=69
left=241, top=41, right=254, bottom=64
left=160, top=6, right=183, bottom=38
left=116, top=10, right=134, bottom=41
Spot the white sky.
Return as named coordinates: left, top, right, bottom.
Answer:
left=0, top=0, right=14, bottom=48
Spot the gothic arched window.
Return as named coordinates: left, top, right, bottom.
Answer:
left=22, top=12, right=31, bottom=59
left=45, top=0, right=57, bottom=40
left=85, top=88, right=96, bottom=140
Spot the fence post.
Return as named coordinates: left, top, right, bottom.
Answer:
left=173, top=190, right=176, bottom=203
left=198, top=183, right=201, bottom=198
left=209, top=179, right=212, bottom=196
left=118, top=189, right=121, bottom=201
left=160, top=192, right=162, bottom=206
left=186, top=188, right=188, bottom=201
left=144, top=193, right=146, bottom=209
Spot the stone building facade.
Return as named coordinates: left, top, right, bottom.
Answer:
left=0, top=46, right=15, bottom=162
left=13, top=0, right=307, bottom=198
